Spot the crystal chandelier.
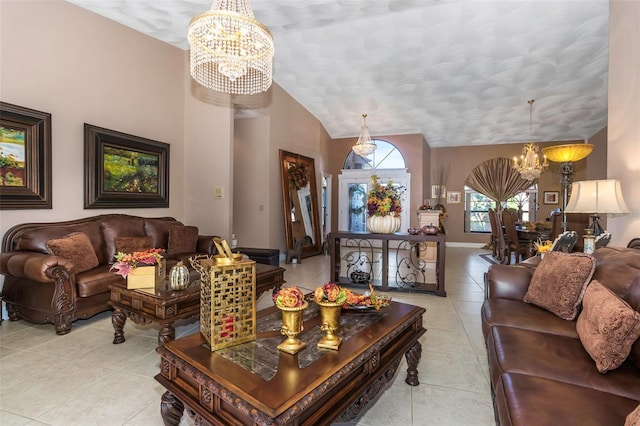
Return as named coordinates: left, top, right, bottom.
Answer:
left=352, top=114, right=377, bottom=157
left=513, top=100, right=548, bottom=181
left=188, top=0, right=274, bottom=95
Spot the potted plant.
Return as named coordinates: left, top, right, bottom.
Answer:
left=366, top=175, right=406, bottom=233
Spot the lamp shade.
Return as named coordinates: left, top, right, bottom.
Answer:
left=542, top=144, right=594, bottom=163
left=565, top=179, right=631, bottom=214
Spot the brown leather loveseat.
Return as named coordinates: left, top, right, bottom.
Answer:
left=0, top=214, right=216, bottom=335
left=482, top=243, right=640, bottom=425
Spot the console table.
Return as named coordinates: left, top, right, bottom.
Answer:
left=329, top=231, right=446, bottom=296
left=155, top=300, right=425, bottom=425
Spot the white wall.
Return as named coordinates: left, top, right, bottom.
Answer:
left=607, top=0, right=640, bottom=245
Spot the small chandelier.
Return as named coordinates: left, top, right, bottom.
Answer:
left=352, top=114, right=377, bottom=157
left=513, top=100, right=548, bottom=181
left=188, top=0, right=274, bottom=95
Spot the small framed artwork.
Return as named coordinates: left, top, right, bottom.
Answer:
left=447, top=191, right=461, bottom=204
left=543, top=191, right=559, bottom=205
left=431, top=185, right=445, bottom=199
left=0, top=102, right=52, bottom=209
left=84, top=124, right=170, bottom=208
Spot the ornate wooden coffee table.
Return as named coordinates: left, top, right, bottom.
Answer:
left=155, top=299, right=426, bottom=425
left=108, top=263, right=285, bottom=346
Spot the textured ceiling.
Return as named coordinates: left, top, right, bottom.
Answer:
left=67, top=0, right=610, bottom=147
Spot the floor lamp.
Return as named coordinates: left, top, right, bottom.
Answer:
left=542, top=143, right=594, bottom=232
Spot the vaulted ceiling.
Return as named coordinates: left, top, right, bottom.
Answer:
left=67, top=0, right=610, bottom=147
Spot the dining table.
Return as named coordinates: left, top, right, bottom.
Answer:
left=516, top=227, right=552, bottom=258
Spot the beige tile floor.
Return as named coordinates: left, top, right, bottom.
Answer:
left=0, top=247, right=495, bottom=426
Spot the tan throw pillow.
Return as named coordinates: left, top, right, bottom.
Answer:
left=115, top=236, right=154, bottom=256
left=46, top=232, right=100, bottom=274
left=577, top=280, right=640, bottom=373
left=524, top=251, right=596, bottom=320
left=626, top=404, right=640, bottom=426
left=168, top=225, right=199, bottom=254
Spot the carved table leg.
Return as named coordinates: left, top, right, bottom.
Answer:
left=405, top=341, right=422, bottom=386
left=159, top=322, right=176, bottom=347
left=112, top=308, right=127, bottom=344
left=160, top=391, right=184, bottom=426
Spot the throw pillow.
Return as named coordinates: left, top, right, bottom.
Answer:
left=45, top=232, right=100, bottom=274
left=524, top=251, right=596, bottom=320
left=168, top=225, right=199, bottom=254
left=626, top=404, right=640, bottom=426
left=115, top=236, right=154, bottom=256
left=577, top=280, right=640, bottom=373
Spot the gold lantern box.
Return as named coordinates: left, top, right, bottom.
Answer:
left=195, top=255, right=257, bottom=351
left=126, top=261, right=166, bottom=290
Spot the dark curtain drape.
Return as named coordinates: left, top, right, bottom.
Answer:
left=465, top=157, right=534, bottom=208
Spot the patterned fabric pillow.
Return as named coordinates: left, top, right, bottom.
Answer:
left=168, top=225, right=199, bottom=254
left=46, top=232, right=100, bottom=274
left=577, top=280, right=640, bottom=373
left=115, top=236, right=154, bottom=256
left=524, top=251, right=596, bottom=320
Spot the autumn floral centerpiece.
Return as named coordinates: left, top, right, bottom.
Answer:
left=273, top=286, right=307, bottom=310
left=314, top=282, right=348, bottom=306
left=110, top=248, right=165, bottom=278
left=366, top=175, right=406, bottom=233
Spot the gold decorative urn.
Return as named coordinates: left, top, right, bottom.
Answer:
left=316, top=301, right=343, bottom=350
left=277, top=301, right=308, bottom=354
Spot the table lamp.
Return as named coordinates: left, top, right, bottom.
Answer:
left=565, top=179, right=630, bottom=236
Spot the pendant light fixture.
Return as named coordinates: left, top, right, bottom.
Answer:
left=352, top=114, right=377, bottom=157
left=513, top=100, right=549, bottom=181
left=188, top=0, right=274, bottom=95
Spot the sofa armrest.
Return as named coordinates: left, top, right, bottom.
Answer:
left=486, top=263, right=536, bottom=300
left=0, top=252, right=74, bottom=283
left=196, top=235, right=219, bottom=254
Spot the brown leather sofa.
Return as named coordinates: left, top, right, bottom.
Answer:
left=482, top=243, right=640, bottom=425
left=0, top=214, right=216, bottom=335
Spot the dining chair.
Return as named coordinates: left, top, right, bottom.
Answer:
left=488, top=208, right=506, bottom=262
left=501, top=210, right=528, bottom=264
left=550, top=211, right=591, bottom=251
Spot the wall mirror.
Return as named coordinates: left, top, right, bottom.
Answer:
left=279, top=149, right=322, bottom=259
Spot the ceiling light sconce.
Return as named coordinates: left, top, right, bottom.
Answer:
left=542, top=142, right=594, bottom=232
left=352, top=114, right=377, bottom=157
left=513, top=100, right=549, bottom=181
left=565, top=179, right=630, bottom=236
left=188, top=0, right=274, bottom=95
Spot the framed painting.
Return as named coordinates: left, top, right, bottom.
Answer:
left=431, top=185, right=445, bottom=199
left=543, top=191, right=559, bottom=205
left=0, top=102, right=52, bottom=209
left=84, top=124, right=169, bottom=208
left=447, top=191, right=461, bottom=204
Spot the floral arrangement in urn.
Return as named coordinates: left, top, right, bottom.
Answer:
left=367, top=175, right=405, bottom=217
left=314, top=283, right=348, bottom=305
left=110, top=248, right=165, bottom=278
left=273, top=286, right=306, bottom=308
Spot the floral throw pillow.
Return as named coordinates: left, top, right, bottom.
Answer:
left=577, top=280, right=640, bottom=373
left=524, top=251, right=596, bottom=320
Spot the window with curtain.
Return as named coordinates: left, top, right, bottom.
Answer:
left=464, top=186, right=538, bottom=233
